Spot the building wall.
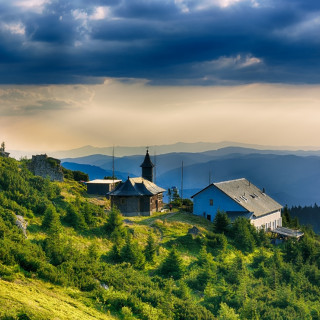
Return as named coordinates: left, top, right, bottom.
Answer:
left=193, top=185, right=282, bottom=230
left=251, top=210, right=282, bottom=230
left=112, top=196, right=141, bottom=216
left=112, top=193, right=163, bottom=216
left=87, top=183, right=116, bottom=195
left=29, top=154, right=63, bottom=182
left=193, top=185, right=246, bottom=222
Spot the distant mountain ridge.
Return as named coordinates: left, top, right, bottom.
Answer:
left=61, top=147, right=320, bottom=207
left=8, top=141, right=320, bottom=159
left=48, top=142, right=320, bottom=158
left=62, top=162, right=129, bottom=181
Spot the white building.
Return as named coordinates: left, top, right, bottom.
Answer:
left=191, top=178, right=282, bottom=231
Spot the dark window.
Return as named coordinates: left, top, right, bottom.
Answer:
left=210, top=199, right=213, bottom=206
left=207, top=214, right=211, bottom=221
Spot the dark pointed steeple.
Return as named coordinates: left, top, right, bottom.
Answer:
left=140, top=149, right=154, bottom=182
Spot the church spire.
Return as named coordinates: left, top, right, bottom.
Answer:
left=140, top=149, right=154, bottom=182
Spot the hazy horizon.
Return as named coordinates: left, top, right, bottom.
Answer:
left=1, top=1, right=320, bottom=152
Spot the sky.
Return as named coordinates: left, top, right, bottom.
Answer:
left=1, top=0, right=320, bottom=153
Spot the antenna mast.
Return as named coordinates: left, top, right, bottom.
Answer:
left=154, top=148, right=157, bottom=184
left=181, top=160, right=184, bottom=200
left=112, top=146, right=115, bottom=181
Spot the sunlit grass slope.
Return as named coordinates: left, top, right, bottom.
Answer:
left=0, top=277, right=114, bottom=320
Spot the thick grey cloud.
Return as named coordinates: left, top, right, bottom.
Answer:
left=1, top=0, right=320, bottom=85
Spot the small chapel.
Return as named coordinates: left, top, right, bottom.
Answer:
left=108, top=150, right=165, bottom=216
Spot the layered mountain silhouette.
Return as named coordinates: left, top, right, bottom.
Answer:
left=61, top=146, right=320, bottom=207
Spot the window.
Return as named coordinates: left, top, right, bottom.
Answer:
left=209, top=199, right=213, bottom=206
left=203, top=212, right=206, bottom=217
left=207, top=214, right=211, bottom=221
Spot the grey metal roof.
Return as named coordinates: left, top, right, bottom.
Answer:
left=108, top=177, right=165, bottom=196
left=213, top=178, right=282, bottom=217
left=87, top=179, right=121, bottom=184
left=272, top=227, right=304, bottom=238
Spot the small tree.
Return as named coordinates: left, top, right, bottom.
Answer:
left=65, top=203, right=87, bottom=230
left=159, top=247, right=184, bottom=279
left=105, top=207, right=124, bottom=235
left=232, top=217, right=256, bottom=253
left=197, top=245, right=212, bottom=266
left=167, top=188, right=172, bottom=203
left=218, top=302, right=240, bottom=320
left=144, top=233, right=157, bottom=263
left=42, top=204, right=60, bottom=230
left=109, top=243, right=122, bottom=263
left=121, top=234, right=145, bottom=269
left=282, top=205, right=291, bottom=226
left=0, top=142, right=5, bottom=152
left=171, top=188, right=182, bottom=208
left=213, top=211, right=231, bottom=234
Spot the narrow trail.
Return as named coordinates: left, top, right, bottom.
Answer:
left=150, top=211, right=179, bottom=242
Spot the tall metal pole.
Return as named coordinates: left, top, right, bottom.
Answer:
left=154, top=148, right=157, bottom=184
left=112, top=145, right=115, bottom=181
left=111, top=145, right=115, bottom=209
left=181, top=160, right=184, bottom=200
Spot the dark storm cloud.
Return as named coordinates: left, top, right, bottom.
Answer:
left=0, top=98, right=72, bottom=116
left=1, top=0, right=320, bottom=85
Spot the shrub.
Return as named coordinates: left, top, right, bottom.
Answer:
left=158, top=248, right=184, bottom=280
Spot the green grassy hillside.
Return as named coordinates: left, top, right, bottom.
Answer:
left=1, top=156, right=320, bottom=319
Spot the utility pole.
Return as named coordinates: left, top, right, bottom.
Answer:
left=154, top=148, right=157, bottom=184
left=181, top=160, right=184, bottom=200
left=112, top=145, right=115, bottom=181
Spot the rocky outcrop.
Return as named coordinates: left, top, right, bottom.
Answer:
left=15, top=215, right=28, bottom=238
left=29, top=154, right=64, bottom=181
left=188, top=226, right=200, bottom=236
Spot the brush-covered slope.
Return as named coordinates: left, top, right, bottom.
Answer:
left=1, top=156, right=320, bottom=319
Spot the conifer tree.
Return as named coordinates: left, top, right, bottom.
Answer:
left=42, top=204, right=60, bottom=230
left=159, top=247, right=184, bottom=279
left=88, top=243, right=100, bottom=263
left=197, top=245, right=211, bottom=266
left=65, top=203, right=87, bottom=230
left=109, top=243, right=122, bottom=263
left=44, top=216, right=65, bottom=266
left=105, top=207, right=124, bottom=234
left=213, top=210, right=231, bottom=234
left=144, top=233, right=157, bottom=263
left=282, top=205, right=291, bottom=226
left=218, top=302, right=240, bottom=320
left=232, top=217, right=256, bottom=253
left=121, top=233, right=145, bottom=269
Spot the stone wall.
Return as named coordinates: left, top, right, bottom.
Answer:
left=0, top=151, right=10, bottom=158
left=29, top=154, right=64, bottom=181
